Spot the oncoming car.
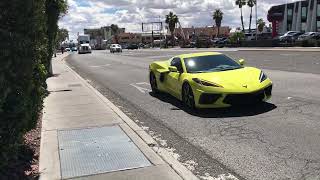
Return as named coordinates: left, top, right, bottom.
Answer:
left=149, top=52, right=272, bottom=109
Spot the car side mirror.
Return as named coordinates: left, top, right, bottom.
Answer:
left=238, top=59, right=245, bottom=66
left=168, top=66, right=178, bottom=72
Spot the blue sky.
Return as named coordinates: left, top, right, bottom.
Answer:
left=59, top=0, right=299, bottom=41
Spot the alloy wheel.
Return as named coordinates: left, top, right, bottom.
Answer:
left=183, top=84, right=195, bottom=109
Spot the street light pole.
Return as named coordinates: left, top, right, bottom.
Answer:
left=255, top=0, right=258, bottom=40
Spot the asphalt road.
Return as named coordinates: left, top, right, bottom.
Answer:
left=66, top=49, right=320, bottom=180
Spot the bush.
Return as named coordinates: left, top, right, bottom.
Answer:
left=0, top=0, right=67, bottom=171
left=229, top=32, right=245, bottom=45
left=300, top=39, right=318, bottom=47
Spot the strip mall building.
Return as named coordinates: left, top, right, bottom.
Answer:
left=268, top=0, right=320, bottom=37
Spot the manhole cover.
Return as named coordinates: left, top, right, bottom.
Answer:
left=58, top=126, right=151, bottom=179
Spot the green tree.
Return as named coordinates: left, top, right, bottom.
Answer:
left=229, top=32, right=245, bottom=44
left=247, top=0, right=256, bottom=33
left=46, top=0, right=68, bottom=75
left=111, top=24, right=119, bottom=44
left=213, top=9, right=223, bottom=37
left=55, top=28, right=69, bottom=47
left=165, top=11, right=179, bottom=47
left=257, top=18, right=265, bottom=33
left=56, top=28, right=69, bottom=44
left=0, top=0, right=67, bottom=173
left=235, top=0, right=246, bottom=32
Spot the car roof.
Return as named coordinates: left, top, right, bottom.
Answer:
left=176, top=52, right=222, bottom=59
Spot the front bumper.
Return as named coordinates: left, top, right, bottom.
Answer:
left=111, top=48, right=122, bottom=52
left=194, top=84, right=272, bottom=108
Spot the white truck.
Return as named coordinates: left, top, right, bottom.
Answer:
left=78, top=35, right=92, bottom=54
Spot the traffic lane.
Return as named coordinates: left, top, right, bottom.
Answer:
left=114, top=49, right=320, bottom=75
left=66, top=52, right=320, bottom=180
left=265, top=69, right=320, bottom=103
left=225, top=51, right=320, bottom=75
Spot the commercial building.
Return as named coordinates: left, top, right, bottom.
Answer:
left=116, top=33, right=164, bottom=45
left=174, top=26, right=230, bottom=40
left=84, top=26, right=125, bottom=41
left=84, top=26, right=125, bottom=49
left=268, top=0, right=320, bottom=37
left=117, top=33, right=141, bottom=44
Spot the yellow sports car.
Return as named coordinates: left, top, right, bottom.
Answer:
left=149, top=52, right=272, bottom=109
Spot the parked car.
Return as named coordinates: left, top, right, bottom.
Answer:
left=196, top=34, right=211, bottom=48
left=127, top=44, right=139, bottom=50
left=313, top=33, right=320, bottom=40
left=121, top=44, right=129, bottom=49
left=279, top=31, right=301, bottom=42
left=216, top=37, right=229, bottom=45
left=297, top=32, right=320, bottom=41
left=211, top=38, right=220, bottom=44
left=212, top=37, right=227, bottom=44
left=110, top=44, right=122, bottom=53
left=289, top=32, right=304, bottom=42
left=65, top=47, right=71, bottom=51
left=245, top=33, right=256, bottom=41
left=139, top=43, right=145, bottom=48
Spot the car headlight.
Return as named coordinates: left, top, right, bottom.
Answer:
left=259, top=71, right=267, bottom=82
left=192, top=78, right=223, bottom=87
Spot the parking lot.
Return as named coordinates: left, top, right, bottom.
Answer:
left=66, top=49, right=320, bottom=180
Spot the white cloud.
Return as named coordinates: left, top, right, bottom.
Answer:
left=59, top=0, right=299, bottom=40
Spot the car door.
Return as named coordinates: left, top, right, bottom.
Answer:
left=167, top=58, right=183, bottom=98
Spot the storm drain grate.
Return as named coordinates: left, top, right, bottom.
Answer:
left=58, top=126, right=152, bottom=179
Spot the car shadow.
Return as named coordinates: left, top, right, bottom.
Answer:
left=149, top=92, right=277, bottom=118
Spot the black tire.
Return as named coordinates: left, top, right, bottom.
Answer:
left=149, top=72, right=159, bottom=94
left=182, top=83, right=195, bottom=109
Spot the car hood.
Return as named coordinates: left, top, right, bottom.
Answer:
left=191, top=67, right=266, bottom=91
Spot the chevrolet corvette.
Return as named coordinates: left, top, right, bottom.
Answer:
left=149, top=52, right=272, bottom=109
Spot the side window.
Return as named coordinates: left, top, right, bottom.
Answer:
left=171, top=58, right=183, bottom=73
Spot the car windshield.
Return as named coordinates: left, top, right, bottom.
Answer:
left=184, top=55, right=242, bottom=73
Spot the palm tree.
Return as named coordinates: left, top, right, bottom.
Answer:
left=213, top=9, right=223, bottom=37
left=110, top=24, right=119, bottom=44
left=235, top=0, right=246, bottom=32
left=165, top=12, right=179, bottom=47
left=247, top=0, right=256, bottom=33
left=257, top=18, right=265, bottom=33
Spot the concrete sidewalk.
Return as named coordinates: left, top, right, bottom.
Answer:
left=39, top=53, right=198, bottom=180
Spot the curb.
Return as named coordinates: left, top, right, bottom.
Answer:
left=63, top=59, right=199, bottom=180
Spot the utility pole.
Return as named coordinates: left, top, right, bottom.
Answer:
left=255, top=0, right=258, bottom=40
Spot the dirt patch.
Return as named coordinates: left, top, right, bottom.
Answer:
left=0, top=114, right=42, bottom=180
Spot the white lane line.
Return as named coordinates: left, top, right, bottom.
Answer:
left=130, top=83, right=151, bottom=94
left=147, top=55, right=173, bottom=59
left=136, top=82, right=150, bottom=85
left=280, top=54, right=300, bottom=56
left=89, top=64, right=111, bottom=68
